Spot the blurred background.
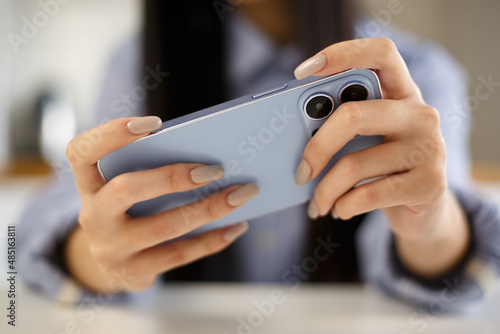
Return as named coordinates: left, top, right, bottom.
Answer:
left=1, top=0, right=500, bottom=240
left=2, top=0, right=500, bottom=175
left=364, top=0, right=500, bottom=174
left=3, top=0, right=141, bottom=171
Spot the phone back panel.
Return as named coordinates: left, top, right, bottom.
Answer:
left=98, top=69, right=383, bottom=235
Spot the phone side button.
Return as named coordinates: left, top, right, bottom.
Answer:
left=252, top=84, right=288, bottom=99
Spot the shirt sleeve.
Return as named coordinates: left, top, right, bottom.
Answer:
left=356, top=33, right=500, bottom=308
left=17, top=36, right=145, bottom=303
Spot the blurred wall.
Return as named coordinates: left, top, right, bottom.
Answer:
left=359, top=0, right=500, bottom=163
left=7, top=0, right=500, bottom=164
left=9, top=0, right=141, bottom=157
left=0, top=0, right=12, bottom=167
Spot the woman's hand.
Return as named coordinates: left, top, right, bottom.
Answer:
left=294, top=38, right=469, bottom=279
left=65, top=117, right=258, bottom=293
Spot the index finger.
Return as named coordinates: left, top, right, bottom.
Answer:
left=295, top=37, right=420, bottom=101
left=67, top=116, right=162, bottom=194
left=299, top=99, right=413, bottom=182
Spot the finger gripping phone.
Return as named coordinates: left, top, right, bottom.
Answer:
left=98, top=69, right=383, bottom=235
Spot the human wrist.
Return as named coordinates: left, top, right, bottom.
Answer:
left=64, top=225, right=116, bottom=294
left=394, top=190, right=470, bottom=278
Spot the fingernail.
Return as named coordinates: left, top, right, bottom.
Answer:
left=227, top=183, right=259, bottom=207
left=295, top=159, right=312, bottom=186
left=307, top=200, right=319, bottom=220
left=224, top=222, right=249, bottom=242
left=331, top=207, right=340, bottom=220
left=294, top=53, right=327, bottom=80
left=191, top=165, right=224, bottom=184
left=127, top=116, right=162, bottom=135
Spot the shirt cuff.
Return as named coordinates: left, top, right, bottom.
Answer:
left=356, top=185, right=500, bottom=308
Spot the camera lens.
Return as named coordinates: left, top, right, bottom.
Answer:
left=340, top=84, right=369, bottom=103
left=305, top=94, right=334, bottom=120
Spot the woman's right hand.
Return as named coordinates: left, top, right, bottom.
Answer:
left=64, top=116, right=258, bottom=293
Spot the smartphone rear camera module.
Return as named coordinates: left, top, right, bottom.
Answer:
left=340, top=84, right=369, bottom=103
left=305, top=94, right=334, bottom=120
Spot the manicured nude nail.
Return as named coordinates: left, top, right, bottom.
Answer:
left=127, top=116, right=162, bottom=135
left=294, top=53, right=327, bottom=80
left=191, top=165, right=224, bottom=184
left=227, top=183, right=259, bottom=207
left=295, top=159, right=312, bottom=186
left=307, top=200, right=319, bottom=220
left=224, top=222, right=249, bottom=242
left=331, top=207, right=340, bottom=220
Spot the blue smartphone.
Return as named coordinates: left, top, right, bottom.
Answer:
left=98, top=69, right=383, bottom=235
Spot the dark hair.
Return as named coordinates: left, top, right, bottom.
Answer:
left=143, top=0, right=355, bottom=120
left=143, top=0, right=363, bottom=283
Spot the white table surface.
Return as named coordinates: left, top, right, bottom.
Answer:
left=1, top=283, right=500, bottom=334
left=1, top=177, right=500, bottom=333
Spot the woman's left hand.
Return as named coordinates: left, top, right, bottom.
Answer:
left=294, top=37, right=469, bottom=278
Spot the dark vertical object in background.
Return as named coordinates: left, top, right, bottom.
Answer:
left=144, top=0, right=226, bottom=121
left=294, top=0, right=363, bottom=283
left=144, top=0, right=233, bottom=282
left=307, top=214, right=366, bottom=282
left=294, top=0, right=355, bottom=57
left=144, top=0, right=362, bottom=282
left=144, top=0, right=356, bottom=121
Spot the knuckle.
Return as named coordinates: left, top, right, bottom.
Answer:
left=126, top=228, right=145, bottom=248
left=163, top=167, right=183, bottom=191
left=385, top=173, right=404, bottom=192
left=92, top=251, right=108, bottom=267
left=205, top=199, right=223, bottom=222
left=431, top=140, right=447, bottom=167
left=149, top=221, right=174, bottom=244
left=421, top=106, right=441, bottom=128
left=78, top=209, right=92, bottom=228
left=106, top=177, right=132, bottom=205
left=429, top=170, right=447, bottom=196
left=90, top=246, right=112, bottom=268
left=91, top=195, right=109, bottom=218
left=169, top=248, right=189, bottom=266
left=77, top=204, right=100, bottom=232
left=361, top=186, right=379, bottom=204
left=307, top=139, right=325, bottom=160
left=339, top=154, right=365, bottom=175
left=379, top=37, right=397, bottom=49
left=378, top=37, right=400, bottom=60
left=415, top=171, right=446, bottom=204
left=338, top=102, right=363, bottom=127
left=108, top=176, right=127, bottom=194
left=435, top=178, right=447, bottom=197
